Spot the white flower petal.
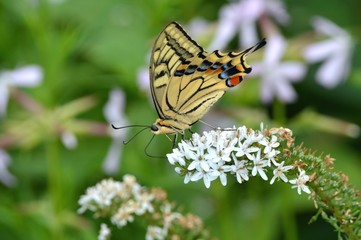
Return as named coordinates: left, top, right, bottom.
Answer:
left=0, top=150, right=16, bottom=187
left=278, top=62, right=306, bottom=82
left=316, top=53, right=348, bottom=88
left=102, top=139, right=123, bottom=175
left=239, top=21, right=258, bottom=48
left=303, top=39, right=337, bottom=63
left=103, top=88, right=126, bottom=123
left=266, top=0, right=290, bottom=24
left=203, top=174, right=211, bottom=188
left=312, top=16, right=346, bottom=36
left=220, top=173, right=227, bottom=186
left=0, top=86, right=9, bottom=117
left=260, top=77, right=275, bottom=103
left=208, top=19, right=237, bottom=51
left=60, top=131, right=78, bottom=149
left=2, top=65, right=43, bottom=87
left=274, top=78, right=298, bottom=103
left=258, top=169, right=268, bottom=180
left=264, top=34, right=286, bottom=63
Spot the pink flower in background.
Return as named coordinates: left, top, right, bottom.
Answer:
left=209, top=0, right=289, bottom=50
left=102, top=88, right=128, bottom=175
left=251, top=34, right=306, bottom=103
left=303, top=16, right=353, bottom=88
left=0, top=65, right=43, bottom=117
left=0, top=150, right=16, bottom=187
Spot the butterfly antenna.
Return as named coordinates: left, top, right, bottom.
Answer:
left=123, top=126, right=149, bottom=145
left=112, top=124, right=149, bottom=130
left=144, top=135, right=167, bottom=159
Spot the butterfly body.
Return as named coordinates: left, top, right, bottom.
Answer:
left=149, top=22, right=266, bottom=135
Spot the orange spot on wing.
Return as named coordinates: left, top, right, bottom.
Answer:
left=229, top=76, right=241, bottom=86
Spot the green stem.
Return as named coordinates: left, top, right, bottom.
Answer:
left=281, top=187, right=297, bottom=240
left=46, top=136, right=63, bottom=240
left=273, top=99, right=286, bottom=125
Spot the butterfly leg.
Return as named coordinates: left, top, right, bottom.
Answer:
left=188, top=128, right=195, bottom=134
left=172, top=134, right=178, bottom=148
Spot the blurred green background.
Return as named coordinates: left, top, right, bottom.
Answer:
left=0, top=0, right=360, bottom=239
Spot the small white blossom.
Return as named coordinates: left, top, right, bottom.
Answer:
left=134, top=192, right=154, bottom=215
left=78, top=179, right=124, bottom=214
left=250, top=150, right=269, bottom=180
left=270, top=161, right=294, bottom=184
left=210, top=160, right=233, bottom=186
left=111, top=201, right=136, bottom=227
left=161, top=202, right=182, bottom=229
left=187, top=148, right=210, bottom=172
left=98, top=223, right=111, bottom=240
left=230, top=153, right=249, bottom=184
left=166, top=148, right=185, bottom=166
left=0, top=65, right=43, bottom=117
left=259, top=135, right=281, bottom=166
left=146, top=226, right=166, bottom=240
left=304, top=16, right=353, bottom=88
left=289, top=169, right=311, bottom=194
left=234, top=140, right=259, bottom=160
left=206, top=142, right=233, bottom=163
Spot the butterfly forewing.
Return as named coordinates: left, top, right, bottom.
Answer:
left=150, top=22, right=204, bottom=119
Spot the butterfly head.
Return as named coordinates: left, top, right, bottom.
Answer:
left=150, top=119, right=188, bottom=135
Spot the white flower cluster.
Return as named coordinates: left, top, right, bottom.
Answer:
left=78, top=175, right=154, bottom=226
left=78, top=175, right=187, bottom=240
left=167, top=125, right=311, bottom=194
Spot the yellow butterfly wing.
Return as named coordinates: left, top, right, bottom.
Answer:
left=149, top=22, right=204, bottom=120
left=149, top=22, right=266, bottom=134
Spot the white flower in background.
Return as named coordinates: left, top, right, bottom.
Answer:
left=0, top=65, right=43, bottom=117
left=303, top=16, right=353, bottom=88
left=98, top=223, right=111, bottom=240
left=289, top=169, right=311, bottom=194
left=78, top=178, right=124, bottom=214
left=111, top=201, right=136, bottom=227
left=209, top=0, right=289, bottom=50
left=0, top=149, right=16, bottom=187
left=137, top=67, right=150, bottom=94
left=251, top=34, right=306, bottom=103
left=79, top=175, right=208, bottom=239
left=103, top=88, right=128, bottom=175
left=187, top=17, right=212, bottom=40
left=60, top=130, right=78, bottom=149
